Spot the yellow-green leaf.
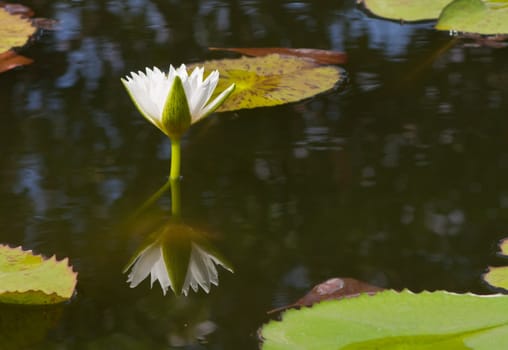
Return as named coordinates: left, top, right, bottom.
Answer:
left=0, top=245, right=77, bottom=304
left=190, top=54, right=345, bottom=112
left=0, top=7, right=36, bottom=53
left=483, top=237, right=508, bottom=291
left=436, top=0, right=508, bottom=35
left=261, top=290, right=508, bottom=350
left=360, top=0, right=452, bottom=21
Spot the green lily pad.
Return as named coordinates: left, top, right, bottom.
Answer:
left=0, top=245, right=77, bottom=304
left=360, top=0, right=452, bottom=21
left=260, top=290, right=508, bottom=349
left=190, top=54, right=345, bottom=112
left=436, top=0, right=508, bottom=35
left=483, top=238, right=508, bottom=291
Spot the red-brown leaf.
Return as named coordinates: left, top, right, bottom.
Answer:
left=0, top=50, right=33, bottom=74
left=268, top=277, right=383, bottom=314
left=209, top=47, right=347, bottom=65
left=1, top=3, right=34, bottom=18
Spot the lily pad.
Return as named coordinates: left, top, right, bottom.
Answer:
left=260, top=290, right=508, bottom=349
left=0, top=6, right=36, bottom=53
left=209, top=47, right=348, bottom=65
left=360, top=0, right=452, bottom=21
left=189, top=54, right=345, bottom=112
left=483, top=238, right=508, bottom=291
left=436, top=0, right=508, bottom=35
left=0, top=245, right=77, bottom=304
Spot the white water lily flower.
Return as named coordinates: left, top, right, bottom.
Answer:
left=124, top=223, right=233, bottom=296
left=121, top=64, right=235, bottom=139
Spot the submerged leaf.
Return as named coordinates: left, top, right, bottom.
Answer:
left=436, top=0, right=508, bottom=35
left=0, top=245, right=77, bottom=304
left=360, top=0, right=451, bottom=21
left=209, top=47, right=348, bottom=65
left=189, top=54, right=345, bottom=112
left=260, top=290, right=508, bottom=349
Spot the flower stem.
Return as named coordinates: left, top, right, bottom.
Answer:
left=170, top=138, right=181, bottom=181
left=170, top=177, right=181, bottom=218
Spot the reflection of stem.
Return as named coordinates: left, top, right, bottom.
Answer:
left=170, top=178, right=181, bottom=218
left=170, top=138, right=181, bottom=181
left=403, top=38, right=458, bottom=84
left=126, top=138, right=182, bottom=221
left=130, top=180, right=171, bottom=219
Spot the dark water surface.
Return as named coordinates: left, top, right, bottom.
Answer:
left=1, top=0, right=508, bottom=348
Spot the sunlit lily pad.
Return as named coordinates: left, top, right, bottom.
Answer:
left=0, top=245, right=77, bottom=304
left=436, top=0, right=508, bottom=35
left=0, top=6, right=36, bottom=53
left=190, top=54, right=345, bottom=112
left=360, top=0, right=451, bottom=21
left=0, top=4, right=38, bottom=73
left=483, top=237, right=508, bottom=291
left=261, top=290, right=508, bottom=349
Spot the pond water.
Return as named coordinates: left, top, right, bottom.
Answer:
left=1, top=0, right=508, bottom=348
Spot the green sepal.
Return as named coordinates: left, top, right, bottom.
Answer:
left=163, top=225, right=192, bottom=296
left=162, top=76, right=191, bottom=139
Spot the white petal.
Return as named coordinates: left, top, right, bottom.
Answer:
left=189, top=71, right=219, bottom=120
left=150, top=253, right=172, bottom=295
left=198, top=82, right=235, bottom=120
left=189, top=245, right=211, bottom=293
left=126, top=243, right=161, bottom=288
left=122, top=66, right=174, bottom=135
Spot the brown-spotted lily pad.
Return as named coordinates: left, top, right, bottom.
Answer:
left=0, top=6, right=36, bottom=53
left=0, top=3, right=57, bottom=73
left=190, top=54, right=346, bottom=112
left=0, top=245, right=77, bottom=304
left=0, top=4, right=36, bottom=73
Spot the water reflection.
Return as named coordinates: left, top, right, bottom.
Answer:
left=0, top=304, right=63, bottom=349
left=125, top=179, right=233, bottom=296
left=1, top=0, right=508, bottom=348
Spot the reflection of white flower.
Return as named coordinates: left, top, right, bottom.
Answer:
left=125, top=241, right=172, bottom=295
left=183, top=243, right=232, bottom=295
left=124, top=224, right=233, bottom=296
left=121, top=65, right=235, bottom=138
